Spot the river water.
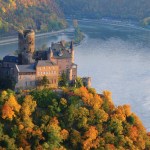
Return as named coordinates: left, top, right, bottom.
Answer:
left=0, top=20, right=150, bottom=130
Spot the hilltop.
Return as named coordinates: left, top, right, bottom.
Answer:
left=0, top=87, right=150, bottom=149
left=0, top=0, right=67, bottom=35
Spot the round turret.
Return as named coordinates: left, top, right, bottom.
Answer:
left=18, top=29, right=35, bottom=54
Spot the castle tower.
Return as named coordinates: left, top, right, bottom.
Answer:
left=68, top=68, right=73, bottom=81
left=82, top=77, right=92, bottom=88
left=48, top=48, right=53, bottom=60
left=70, top=41, right=74, bottom=63
left=18, top=29, right=35, bottom=64
left=18, top=29, right=35, bottom=53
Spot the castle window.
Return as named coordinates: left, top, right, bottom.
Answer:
left=54, top=79, right=56, bottom=83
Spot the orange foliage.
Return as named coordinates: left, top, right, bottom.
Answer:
left=129, top=126, right=138, bottom=141
left=2, top=103, right=15, bottom=120
left=75, top=87, right=103, bottom=109
left=61, top=129, right=69, bottom=140
left=50, top=117, right=59, bottom=125
left=83, top=126, right=99, bottom=150
left=111, top=105, right=132, bottom=121
left=112, top=106, right=126, bottom=121
left=123, top=105, right=132, bottom=117
left=132, top=113, right=146, bottom=132
left=105, top=144, right=115, bottom=150
left=19, top=124, right=24, bottom=130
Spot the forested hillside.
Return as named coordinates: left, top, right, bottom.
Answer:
left=0, top=0, right=67, bottom=34
left=0, top=87, right=150, bottom=149
left=58, top=0, right=150, bottom=21
left=1, top=0, right=150, bottom=35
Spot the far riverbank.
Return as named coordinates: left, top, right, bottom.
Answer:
left=0, top=28, right=74, bottom=46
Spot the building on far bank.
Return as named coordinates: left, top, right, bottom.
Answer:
left=0, top=29, right=91, bottom=90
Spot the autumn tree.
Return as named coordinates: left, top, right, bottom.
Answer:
left=21, top=95, right=37, bottom=128
left=82, top=126, right=99, bottom=150
left=1, top=94, right=21, bottom=120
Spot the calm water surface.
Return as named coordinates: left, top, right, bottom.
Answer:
left=0, top=20, right=150, bottom=130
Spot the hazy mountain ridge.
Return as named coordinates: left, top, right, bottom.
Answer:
left=57, top=0, right=150, bottom=21
left=0, top=0, right=67, bottom=34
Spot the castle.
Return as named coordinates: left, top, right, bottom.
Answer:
left=0, top=29, right=91, bottom=90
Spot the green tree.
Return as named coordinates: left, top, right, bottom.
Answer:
left=39, top=76, right=50, bottom=87
left=59, top=72, right=68, bottom=87
left=75, top=77, right=83, bottom=88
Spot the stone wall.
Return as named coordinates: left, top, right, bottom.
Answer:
left=15, top=72, right=36, bottom=90
left=82, top=77, right=92, bottom=88
left=36, top=65, right=59, bottom=88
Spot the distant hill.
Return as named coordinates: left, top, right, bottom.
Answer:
left=57, top=0, right=150, bottom=21
left=0, top=0, right=67, bottom=35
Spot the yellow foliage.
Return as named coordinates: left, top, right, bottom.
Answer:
left=60, top=98, right=67, bottom=105
left=112, top=106, right=126, bottom=121
left=19, top=124, right=24, bottom=130
left=2, top=7, right=6, bottom=13
left=21, top=95, right=37, bottom=117
left=103, top=90, right=113, bottom=102
left=7, top=95, right=21, bottom=112
left=1, top=90, right=8, bottom=100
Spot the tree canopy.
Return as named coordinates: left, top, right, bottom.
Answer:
left=0, top=88, right=150, bottom=149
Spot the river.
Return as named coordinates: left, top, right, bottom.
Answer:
left=0, top=20, right=150, bottom=131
